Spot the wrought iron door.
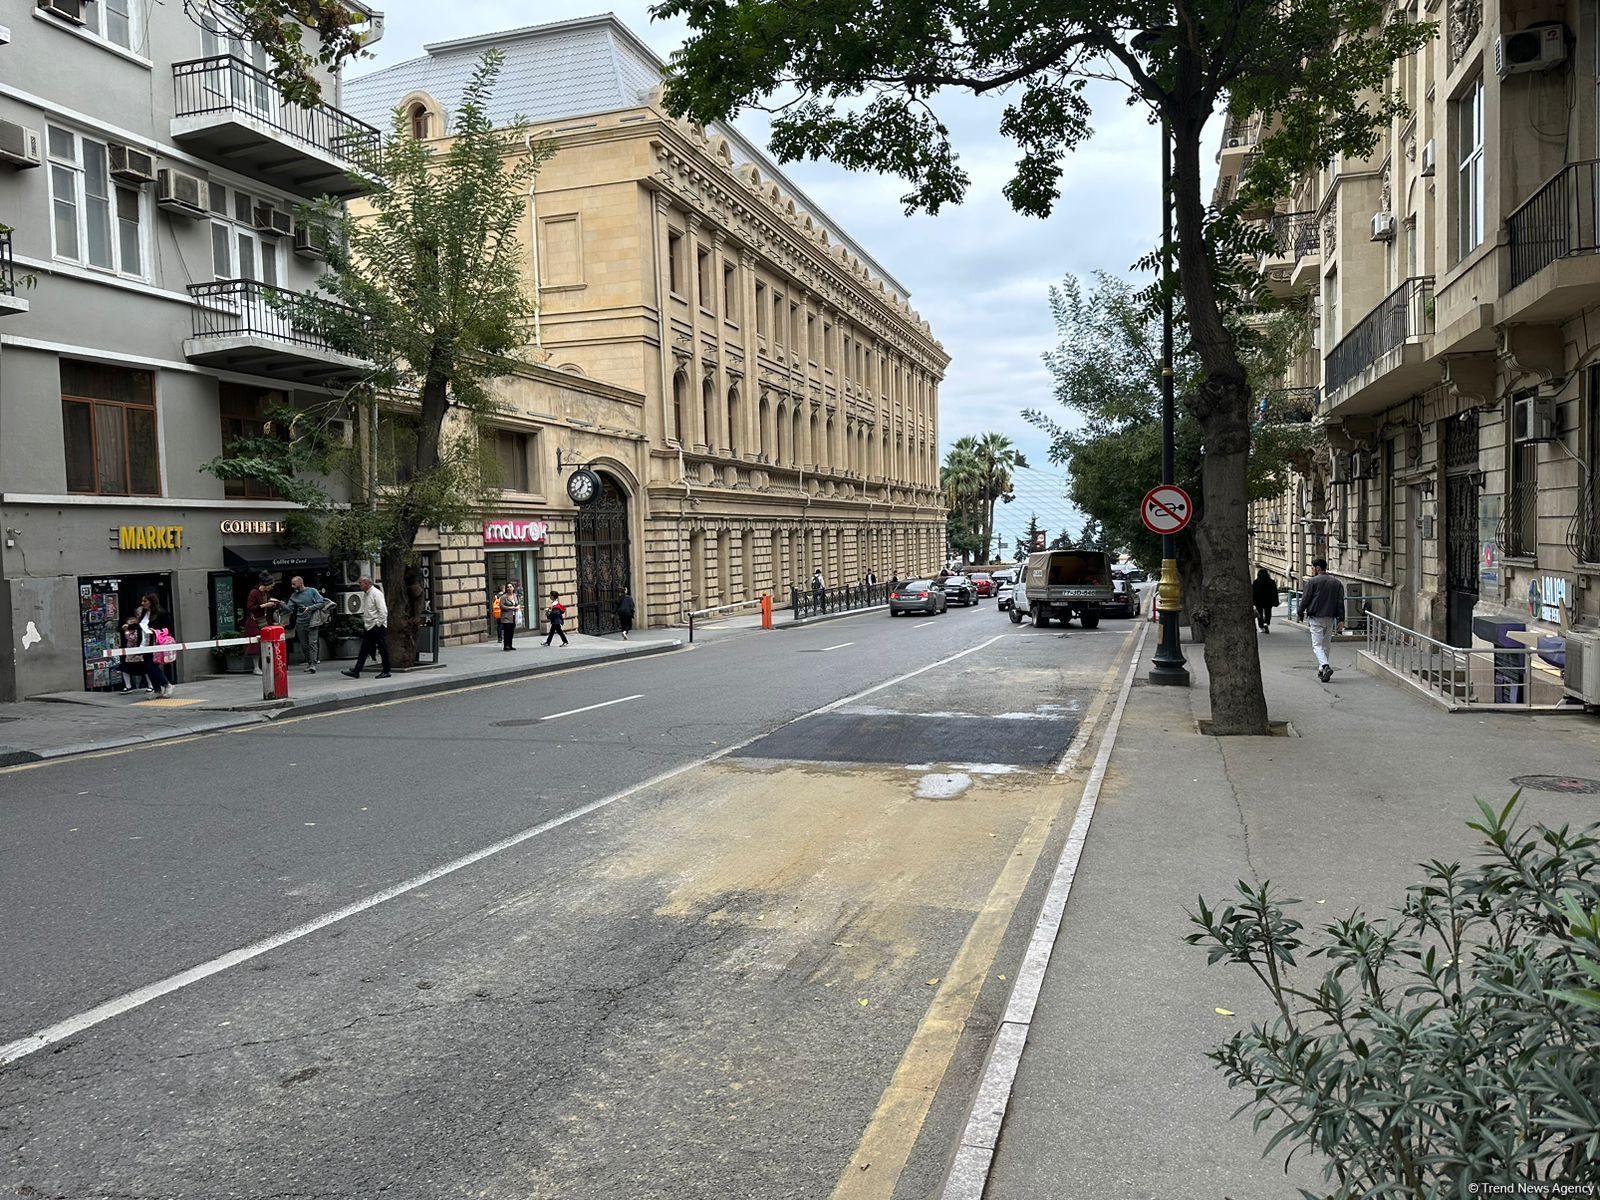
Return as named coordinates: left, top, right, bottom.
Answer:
left=1444, top=412, right=1480, bottom=648
left=575, top=473, right=630, bottom=635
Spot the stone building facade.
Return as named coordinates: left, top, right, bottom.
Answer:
left=344, top=15, right=948, bottom=630
left=1236, top=0, right=1600, bottom=656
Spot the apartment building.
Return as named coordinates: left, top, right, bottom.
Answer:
left=0, top=0, right=388, bottom=699
left=1237, top=0, right=1600, bottom=656
left=342, top=15, right=949, bottom=632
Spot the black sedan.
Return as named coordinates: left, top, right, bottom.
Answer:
left=889, top=580, right=948, bottom=616
left=943, top=575, right=979, bottom=606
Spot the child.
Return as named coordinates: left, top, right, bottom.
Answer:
left=544, top=590, right=569, bottom=647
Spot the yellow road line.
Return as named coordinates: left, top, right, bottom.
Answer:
left=830, top=629, right=1135, bottom=1199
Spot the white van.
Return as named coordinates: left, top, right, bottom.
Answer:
left=1010, top=549, right=1115, bottom=629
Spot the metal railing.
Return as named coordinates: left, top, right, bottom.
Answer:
left=173, top=55, right=380, bottom=163
left=1324, top=276, right=1435, bottom=397
left=1364, top=613, right=1568, bottom=710
left=1220, top=114, right=1257, bottom=150
left=1257, top=386, right=1319, bottom=424
left=791, top=582, right=888, bottom=619
left=1507, top=160, right=1600, bottom=290
left=188, top=278, right=361, bottom=355
left=1265, top=212, right=1317, bottom=260
left=0, top=229, right=17, bottom=297
left=1566, top=471, right=1600, bottom=564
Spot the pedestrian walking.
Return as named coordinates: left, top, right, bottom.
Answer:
left=340, top=576, right=392, bottom=679
left=136, top=592, right=174, bottom=697
left=614, top=588, right=635, bottom=640
left=496, top=581, right=522, bottom=651
left=243, top=572, right=277, bottom=674
left=888, top=573, right=900, bottom=593
left=864, top=568, right=877, bottom=587
left=811, top=569, right=825, bottom=596
left=1251, top=566, right=1281, bottom=634
left=544, top=590, right=569, bottom=646
left=287, top=575, right=333, bottom=673
left=1301, top=558, right=1346, bottom=682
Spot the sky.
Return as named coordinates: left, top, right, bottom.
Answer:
left=348, top=2, right=1175, bottom=544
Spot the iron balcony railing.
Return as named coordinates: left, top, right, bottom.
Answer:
left=173, top=55, right=380, bottom=163
left=1265, top=212, right=1317, bottom=260
left=1365, top=613, right=1568, bottom=710
left=1323, top=276, right=1435, bottom=398
left=0, top=228, right=17, bottom=297
left=1507, top=159, right=1600, bottom=290
left=1256, top=386, right=1320, bottom=424
left=188, top=278, right=362, bottom=355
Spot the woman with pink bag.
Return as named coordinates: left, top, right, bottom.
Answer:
left=135, top=592, right=175, bottom=698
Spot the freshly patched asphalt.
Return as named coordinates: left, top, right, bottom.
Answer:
left=1, top=605, right=1133, bottom=1199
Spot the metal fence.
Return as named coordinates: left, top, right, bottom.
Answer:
left=1507, top=159, right=1600, bottom=290
left=790, top=582, right=888, bottom=619
left=173, top=55, right=381, bottom=162
left=188, top=278, right=359, bottom=353
left=1364, top=613, right=1569, bottom=710
left=1265, top=212, right=1317, bottom=260
left=1257, top=385, right=1319, bottom=424
left=1324, top=276, right=1435, bottom=397
left=0, top=229, right=17, bottom=297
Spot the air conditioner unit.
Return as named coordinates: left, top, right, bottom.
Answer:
left=337, top=591, right=365, bottom=617
left=1420, top=139, right=1436, bottom=177
left=1370, top=212, right=1397, bottom=241
left=36, top=0, right=85, bottom=24
left=108, top=144, right=156, bottom=185
left=1331, top=450, right=1355, bottom=483
left=340, top=559, right=372, bottom=587
left=1513, top=394, right=1558, bottom=443
left=0, top=120, right=41, bottom=169
left=292, top=222, right=330, bottom=260
left=253, top=204, right=293, bottom=238
left=156, top=168, right=208, bottom=217
left=1563, top=631, right=1600, bottom=704
left=1496, top=23, right=1568, bottom=78
left=1226, top=137, right=1242, bottom=148
left=1350, top=449, right=1379, bottom=480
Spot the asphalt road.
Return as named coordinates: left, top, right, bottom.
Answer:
left=1, top=600, right=1138, bottom=1200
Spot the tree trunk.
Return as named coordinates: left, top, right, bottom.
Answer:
left=380, top=548, right=426, bottom=668
left=1177, top=527, right=1207, bottom=644
left=1169, top=103, right=1269, bottom=735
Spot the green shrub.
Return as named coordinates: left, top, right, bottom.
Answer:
left=1188, top=796, right=1600, bottom=1196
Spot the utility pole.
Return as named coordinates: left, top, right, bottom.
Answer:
left=1149, top=116, right=1190, bottom=687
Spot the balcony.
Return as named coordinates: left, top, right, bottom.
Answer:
left=1322, top=277, right=1436, bottom=419
left=0, top=229, right=27, bottom=317
left=1256, top=386, right=1319, bottom=425
left=1504, top=159, right=1600, bottom=324
left=171, top=56, right=380, bottom=198
left=185, top=279, right=368, bottom=385
left=1259, top=212, right=1318, bottom=298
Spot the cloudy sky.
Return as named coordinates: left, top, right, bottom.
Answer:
left=350, top=2, right=1173, bottom=548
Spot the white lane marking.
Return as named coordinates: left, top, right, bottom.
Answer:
left=538, top=694, right=643, bottom=721
left=819, top=642, right=855, bottom=652
left=914, top=621, right=936, bottom=628
left=0, top=633, right=1006, bottom=1068
left=941, top=620, right=1150, bottom=1198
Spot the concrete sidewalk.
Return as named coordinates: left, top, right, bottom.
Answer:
left=979, top=611, right=1600, bottom=1196
left=0, top=630, right=684, bottom=766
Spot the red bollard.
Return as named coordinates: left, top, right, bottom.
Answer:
left=259, top=625, right=290, bottom=700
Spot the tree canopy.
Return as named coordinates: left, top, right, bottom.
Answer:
left=185, top=0, right=376, bottom=107
left=942, top=433, right=1027, bottom=564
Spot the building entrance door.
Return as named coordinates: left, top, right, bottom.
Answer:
left=575, top=473, right=630, bottom=635
left=1444, top=412, right=1480, bottom=648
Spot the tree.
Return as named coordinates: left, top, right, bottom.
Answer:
left=206, top=52, right=544, bottom=665
left=1048, top=529, right=1073, bottom=551
left=1027, top=272, right=1316, bottom=642
left=1015, top=512, right=1044, bottom=560
left=941, top=437, right=985, bottom=562
left=184, top=1, right=375, bottom=107
left=654, top=0, right=1432, bottom=733
left=969, top=432, right=1027, bottom=566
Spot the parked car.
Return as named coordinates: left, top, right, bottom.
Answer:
left=1100, top=578, right=1139, bottom=619
left=996, top=583, right=1014, bottom=612
left=1011, top=549, right=1114, bottom=629
left=970, top=572, right=995, bottom=597
left=943, top=574, right=979, bottom=606
left=889, top=579, right=947, bottom=616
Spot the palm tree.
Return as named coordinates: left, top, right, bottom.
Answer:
left=971, top=433, right=1027, bottom=563
left=942, top=437, right=985, bottom=562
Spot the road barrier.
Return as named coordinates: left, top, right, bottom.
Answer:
left=687, top=597, right=769, bottom=644
left=790, top=582, right=888, bottom=620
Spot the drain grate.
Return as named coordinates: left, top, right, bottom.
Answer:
left=1510, top=774, right=1600, bottom=795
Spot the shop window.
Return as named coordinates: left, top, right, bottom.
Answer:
left=377, top=412, right=420, bottom=486
left=61, top=360, right=159, bottom=496
left=219, top=382, right=287, bottom=499
left=667, top=229, right=685, bottom=297
left=494, top=428, right=533, bottom=493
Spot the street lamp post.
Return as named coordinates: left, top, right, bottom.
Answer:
left=1149, top=116, right=1191, bottom=687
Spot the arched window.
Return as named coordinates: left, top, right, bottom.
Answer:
left=775, top=402, right=787, bottom=465
left=672, top=370, right=688, bottom=445
left=702, top=377, right=716, bottom=449
left=792, top=409, right=803, bottom=468
left=727, top=385, right=740, bottom=457
left=758, top=396, right=771, bottom=460
left=408, top=103, right=431, bottom=140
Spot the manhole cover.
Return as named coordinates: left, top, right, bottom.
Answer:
left=1510, top=774, right=1600, bottom=795
left=490, top=719, right=542, bottom=727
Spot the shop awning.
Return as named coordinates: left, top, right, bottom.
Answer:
left=223, top=545, right=332, bottom=573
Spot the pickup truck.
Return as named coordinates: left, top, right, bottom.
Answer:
left=1010, top=550, right=1115, bottom=629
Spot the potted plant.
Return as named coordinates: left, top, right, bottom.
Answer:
left=328, top=614, right=363, bottom=660
left=209, top=630, right=250, bottom=674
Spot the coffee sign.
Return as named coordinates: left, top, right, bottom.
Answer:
left=483, top=518, right=548, bottom=545
left=221, top=519, right=288, bottom=535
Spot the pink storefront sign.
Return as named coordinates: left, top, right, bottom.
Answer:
left=483, top=518, right=549, bottom=545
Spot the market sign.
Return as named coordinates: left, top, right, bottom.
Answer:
left=115, top=525, right=184, bottom=551
left=483, top=518, right=548, bottom=546
left=220, top=519, right=288, bottom=535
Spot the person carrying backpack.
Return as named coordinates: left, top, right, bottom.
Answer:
left=288, top=575, right=334, bottom=672
left=544, top=590, right=569, bottom=647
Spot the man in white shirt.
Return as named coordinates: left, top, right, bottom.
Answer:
left=341, top=576, right=392, bottom=680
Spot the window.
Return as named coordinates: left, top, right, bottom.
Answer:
left=1508, top=392, right=1539, bottom=558
left=409, top=104, right=432, bottom=140
left=1324, top=268, right=1340, bottom=348
left=806, top=313, right=817, bottom=362
left=47, top=126, right=145, bottom=278
left=219, top=383, right=287, bottom=499
left=61, top=360, right=159, bottom=496
left=823, top=322, right=833, bottom=369
left=200, top=28, right=273, bottom=117
left=672, top=370, right=688, bottom=445
left=723, top=263, right=739, bottom=323
left=755, top=282, right=768, bottom=336
left=1456, top=77, right=1485, bottom=260
left=772, top=292, right=784, bottom=346
left=697, top=247, right=713, bottom=311
left=69, top=0, right=137, bottom=51
left=667, top=229, right=685, bottom=297
left=208, top=183, right=281, bottom=286
left=790, top=302, right=800, bottom=352
left=493, top=429, right=533, bottom=493
left=377, top=413, right=419, bottom=486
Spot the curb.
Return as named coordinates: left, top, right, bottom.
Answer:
left=771, top=603, right=891, bottom=629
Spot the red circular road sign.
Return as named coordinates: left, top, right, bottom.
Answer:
left=1141, top=485, right=1193, bottom=535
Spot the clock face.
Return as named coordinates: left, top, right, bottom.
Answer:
left=567, top=469, right=599, bottom=505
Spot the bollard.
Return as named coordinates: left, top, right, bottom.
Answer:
left=259, top=625, right=289, bottom=700
left=760, top=593, right=773, bottom=630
